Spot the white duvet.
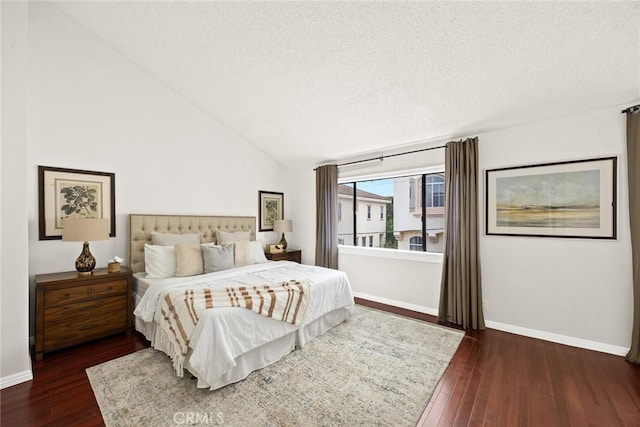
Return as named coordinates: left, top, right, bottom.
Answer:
left=133, top=261, right=354, bottom=388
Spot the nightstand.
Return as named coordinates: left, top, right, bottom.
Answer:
left=265, top=249, right=302, bottom=264
left=34, top=267, right=133, bottom=361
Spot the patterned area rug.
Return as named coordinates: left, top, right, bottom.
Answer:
left=87, top=306, right=464, bottom=426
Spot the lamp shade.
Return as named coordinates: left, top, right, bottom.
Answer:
left=274, top=219, right=292, bottom=233
left=62, top=218, right=109, bottom=242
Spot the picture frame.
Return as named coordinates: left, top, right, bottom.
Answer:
left=38, top=166, right=116, bottom=240
left=259, top=190, right=284, bottom=231
left=485, top=157, right=617, bottom=239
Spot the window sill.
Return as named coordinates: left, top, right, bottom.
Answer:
left=338, top=245, right=444, bottom=263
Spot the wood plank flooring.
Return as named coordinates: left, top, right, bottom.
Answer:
left=2, top=300, right=639, bottom=426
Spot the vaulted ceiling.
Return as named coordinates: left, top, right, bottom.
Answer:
left=51, top=1, right=639, bottom=169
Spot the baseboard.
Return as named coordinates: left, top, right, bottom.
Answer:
left=353, top=292, right=629, bottom=357
left=352, top=292, right=438, bottom=316
left=485, top=320, right=629, bottom=357
left=1, top=370, right=33, bottom=389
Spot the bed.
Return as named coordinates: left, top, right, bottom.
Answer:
left=128, top=214, right=354, bottom=390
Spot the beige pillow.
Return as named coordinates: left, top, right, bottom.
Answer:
left=152, top=232, right=202, bottom=246
left=234, top=240, right=252, bottom=267
left=174, top=244, right=204, bottom=277
left=216, top=230, right=251, bottom=244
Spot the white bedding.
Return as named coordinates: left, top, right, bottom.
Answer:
left=133, top=261, right=354, bottom=389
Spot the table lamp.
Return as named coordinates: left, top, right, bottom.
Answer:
left=274, top=219, right=292, bottom=250
left=62, top=218, right=110, bottom=275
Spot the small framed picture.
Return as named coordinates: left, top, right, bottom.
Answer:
left=259, top=190, right=284, bottom=231
left=38, top=166, right=116, bottom=240
left=485, top=156, right=617, bottom=239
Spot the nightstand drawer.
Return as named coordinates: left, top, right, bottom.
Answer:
left=44, top=286, right=89, bottom=306
left=35, top=267, right=133, bottom=360
left=43, top=311, right=127, bottom=349
left=91, top=280, right=128, bottom=297
left=265, top=249, right=301, bottom=263
left=44, top=295, right=127, bottom=324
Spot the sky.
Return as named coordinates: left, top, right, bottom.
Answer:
left=354, top=178, right=394, bottom=196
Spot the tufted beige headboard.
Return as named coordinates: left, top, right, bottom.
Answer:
left=128, top=214, right=256, bottom=273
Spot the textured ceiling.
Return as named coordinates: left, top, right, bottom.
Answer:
left=51, top=1, right=639, bottom=169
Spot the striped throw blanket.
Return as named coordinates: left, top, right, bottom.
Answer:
left=155, top=280, right=309, bottom=376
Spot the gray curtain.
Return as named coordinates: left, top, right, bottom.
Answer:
left=626, top=111, right=640, bottom=364
left=315, top=165, right=338, bottom=269
left=439, top=137, right=485, bottom=330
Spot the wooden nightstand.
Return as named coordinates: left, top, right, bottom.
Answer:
left=265, top=249, right=302, bottom=263
left=35, top=267, right=133, bottom=361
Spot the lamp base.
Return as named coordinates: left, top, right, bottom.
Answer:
left=278, top=233, right=288, bottom=250
left=76, top=241, right=96, bottom=275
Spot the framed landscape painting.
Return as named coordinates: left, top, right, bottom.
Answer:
left=485, top=157, right=617, bottom=239
left=259, top=190, right=283, bottom=231
left=38, top=166, right=116, bottom=240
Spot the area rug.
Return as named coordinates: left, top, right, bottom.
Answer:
left=87, top=306, right=464, bottom=426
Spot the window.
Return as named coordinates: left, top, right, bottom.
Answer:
left=426, top=175, right=445, bottom=207
left=338, top=202, right=342, bottom=222
left=409, top=236, right=423, bottom=251
left=338, top=238, right=344, bottom=245
left=410, top=174, right=445, bottom=211
left=338, top=173, right=444, bottom=253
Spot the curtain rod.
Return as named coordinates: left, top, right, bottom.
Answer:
left=621, top=104, right=640, bottom=114
left=314, top=144, right=445, bottom=171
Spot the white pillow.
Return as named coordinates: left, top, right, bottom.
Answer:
left=151, top=231, right=202, bottom=246
left=144, top=244, right=176, bottom=278
left=249, top=241, right=268, bottom=264
left=216, top=230, right=251, bottom=244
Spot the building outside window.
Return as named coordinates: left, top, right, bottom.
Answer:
left=337, top=183, right=390, bottom=248
left=338, top=173, right=444, bottom=253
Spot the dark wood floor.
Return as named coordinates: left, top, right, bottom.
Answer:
left=2, top=300, right=639, bottom=426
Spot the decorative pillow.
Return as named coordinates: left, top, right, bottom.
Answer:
left=202, top=244, right=235, bottom=273
left=144, top=244, right=176, bottom=278
left=151, top=231, right=202, bottom=246
left=174, top=244, right=204, bottom=277
left=216, top=230, right=251, bottom=245
left=249, top=241, right=268, bottom=264
left=234, top=240, right=252, bottom=267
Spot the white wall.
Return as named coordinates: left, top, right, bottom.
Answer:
left=293, top=105, right=634, bottom=355
left=22, top=3, right=288, bottom=341
left=27, top=2, right=288, bottom=274
left=1, top=1, right=34, bottom=388
left=478, top=106, right=633, bottom=355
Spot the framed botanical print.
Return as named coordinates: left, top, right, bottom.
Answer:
left=485, top=156, right=617, bottom=239
left=259, top=190, right=284, bottom=231
left=38, top=166, right=116, bottom=240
